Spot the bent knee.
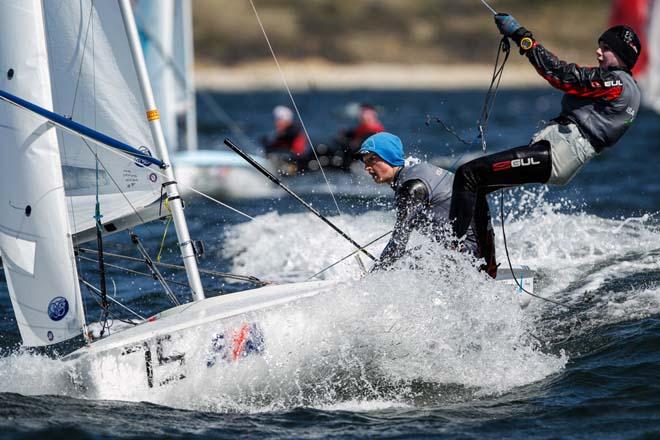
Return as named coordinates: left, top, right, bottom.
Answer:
left=454, top=161, right=480, bottom=193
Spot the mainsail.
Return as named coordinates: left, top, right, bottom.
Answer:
left=0, top=0, right=86, bottom=346
left=42, top=0, right=165, bottom=243
left=610, top=0, right=660, bottom=112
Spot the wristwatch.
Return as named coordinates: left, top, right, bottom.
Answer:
left=520, top=37, right=534, bottom=51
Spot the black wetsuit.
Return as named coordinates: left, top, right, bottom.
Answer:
left=374, top=163, right=496, bottom=275
left=449, top=38, right=641, bottom=247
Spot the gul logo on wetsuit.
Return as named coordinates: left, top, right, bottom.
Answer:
left=492, top=157, right=541, bottom=172
left=206, top=322, right=265, bottom=367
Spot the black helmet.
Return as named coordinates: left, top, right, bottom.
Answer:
left=599, top=25, right=642, bottom=69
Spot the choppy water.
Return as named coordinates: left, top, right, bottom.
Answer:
left=1, top=89, right=659, bottom=439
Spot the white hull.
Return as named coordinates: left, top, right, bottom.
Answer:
left=65, top=280, right=338, bottom=397
left=63, top=268, right=534, bottom=399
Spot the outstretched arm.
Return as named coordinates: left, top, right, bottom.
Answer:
left=494, top=13, right=624, bottom=101
left=372, top=180, right=429, bottom=271
left=525, top=44, right=624, bottom=101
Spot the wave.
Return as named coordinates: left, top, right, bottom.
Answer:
left=1, top=188, right=658, bottom=413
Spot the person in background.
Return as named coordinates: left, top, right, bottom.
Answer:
left=338, top=103, right=385, bottom=170
left=448, top=15, right=642, bottom=265
left=262, top=105, right=308, bottom=173
left=358, top=132, right=497, bottom=276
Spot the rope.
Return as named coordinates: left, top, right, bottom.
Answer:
left=477, top=37, right=511, bottom=151
left=94, top=150, right=110, bottom=337
left=248, top=0, right=343, bottom=217
left=429, top=37, right=510, bottom=151
left=131, top=14, right=259, bottom=151
left=156, top=198, right=173, bottom=263
left=80, top=277, right=146, bottom=322
left=306, top=230, right=393, bottom=281
left=498, top=191, right=575, bottom=310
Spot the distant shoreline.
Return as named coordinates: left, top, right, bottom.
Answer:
left=195, top=61, right=548, bottom=91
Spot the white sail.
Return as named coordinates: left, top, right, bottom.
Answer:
left=0, top=0, right=86, bottom=346
left=42, top=0, right=164, bottom=243
left=134, top=0, right=198, bottom=152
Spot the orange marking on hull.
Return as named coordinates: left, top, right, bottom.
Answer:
left=231, top=324, right=250, bottom=361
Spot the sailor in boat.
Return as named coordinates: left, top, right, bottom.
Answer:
left=358, top=132, right=497, bottom=277
left=337, top=103, right=385, bottom=170
left=262, top=105, right=309, bottom=174
left=448, top=14, right=642, bottom=259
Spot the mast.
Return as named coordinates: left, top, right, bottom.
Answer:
left=118, top=0, right=205, bottom=301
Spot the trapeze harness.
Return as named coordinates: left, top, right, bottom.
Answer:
left=449, top=41, right=641, bottom=243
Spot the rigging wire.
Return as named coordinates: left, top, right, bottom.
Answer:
left=498, top=191, right=577, bottom=311
left=80, top=277, right=146, bottom=322
left=75, top=134, right=254, bottom=221
left=248, top=0, right=343, bottom=217
left=131, top=16, right=259, bottom=151
left=66, top=3, right=114, bottom=337
left=479, top=0, right=498, bottom=16
left=137, top=3, right=372, bottom=272
left=130, top=231, right=181, bottom=306
left=77, top=247, right=271, bottom=286
left=224, top=138, right=376, bottom=261
left=306, top=230, right=393, bottom=281
left=79, top=139, right=163, bottom=236
left=77, top=255, right=191, bottom=289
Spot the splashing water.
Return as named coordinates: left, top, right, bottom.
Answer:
left=1, top=188, right=658, bottom=414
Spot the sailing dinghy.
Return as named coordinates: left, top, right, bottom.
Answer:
left=0, top=0, right=334, bottom=375
left=0, top=0, right=535, bottom=397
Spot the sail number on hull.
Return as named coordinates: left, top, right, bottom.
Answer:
left=119, top=322, right=265, bottom=388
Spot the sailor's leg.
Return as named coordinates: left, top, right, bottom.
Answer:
left=473, top=191, right=498, bottom=277
left=450, top=140, right=552, bottom=239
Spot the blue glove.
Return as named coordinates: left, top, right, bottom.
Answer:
left=494, top=13, right=522, bottom=37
